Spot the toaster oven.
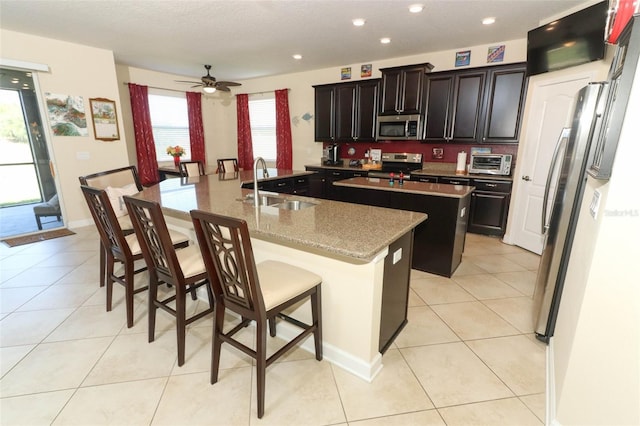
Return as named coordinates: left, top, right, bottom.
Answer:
left=469, top=154, right=512, bottom=175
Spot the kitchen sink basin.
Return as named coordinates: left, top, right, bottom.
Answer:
left=272, top=200, right=317, bottom=210
left=241, top=194, right=317, bottom=210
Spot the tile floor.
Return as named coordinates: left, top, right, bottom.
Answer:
left=0, top=227, right=546, bottom=425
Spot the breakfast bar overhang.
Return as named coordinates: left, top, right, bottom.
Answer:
left=133, top=172, right=427, bottom=381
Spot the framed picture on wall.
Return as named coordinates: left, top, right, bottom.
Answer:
left=89, top=98, right=120, bottom=141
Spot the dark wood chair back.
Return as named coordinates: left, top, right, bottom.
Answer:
left=79, top=165, right=143, bottom=191
left=216, top=158, right=239, bottom=173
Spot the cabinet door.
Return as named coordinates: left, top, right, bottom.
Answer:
left=400, top=66, right=426, bottom=114
left=335, top=84, right=356, bottom=141
left=424, top=74, right=454, bottom=141
left=468, top=191, right=510, bottom=235
left=380, top=69, right=402, bottom=114
left=482, top=65, right=527, bottom=143
left=314, top=85, right=335, bottom=142
left=354, top=80, right=379, bottom=141
left=451, top=71, right=485, bottom=142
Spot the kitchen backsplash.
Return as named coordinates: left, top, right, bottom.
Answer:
left=326, top=141, right=518, bottom=165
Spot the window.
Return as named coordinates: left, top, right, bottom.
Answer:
left=148, top=93, right=190, bottom=161
left=249, top=95, right=276, bottom=162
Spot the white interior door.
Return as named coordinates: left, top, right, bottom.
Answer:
left=507, top=72, right=595, bottom=254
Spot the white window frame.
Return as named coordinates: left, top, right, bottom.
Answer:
left=148, top=92, right=191, bottom=162
left=248, top=94, right=276, bottom=163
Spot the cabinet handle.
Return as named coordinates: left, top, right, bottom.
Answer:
left=485, top=183, right=497, bottom=188
left=332, top=172, right=341, bottom=176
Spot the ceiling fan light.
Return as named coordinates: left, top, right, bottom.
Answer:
left=203, top=86, right=216, bottom=93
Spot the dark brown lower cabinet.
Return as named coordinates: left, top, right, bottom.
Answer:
left=468, top=179, right=512, bottom=236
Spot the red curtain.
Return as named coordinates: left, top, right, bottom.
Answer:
left=236, top=93, right=253, bottom=170
left=186, top=91, right=206, bottom=165
left=128, top=83, right=158, bottom=186
left=275, top=89, right=293, bottom=170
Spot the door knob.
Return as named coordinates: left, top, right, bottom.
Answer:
left=522, top=175, right=531, bottom=181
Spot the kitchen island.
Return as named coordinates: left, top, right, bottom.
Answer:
left=133, top=171, right=426, bottom=381
left=333, top=177, right=474, bottom=277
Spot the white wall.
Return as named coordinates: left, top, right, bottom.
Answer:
left=1, top=29, right=130, bottom=228
left=552, top=49, right=640, bottom=426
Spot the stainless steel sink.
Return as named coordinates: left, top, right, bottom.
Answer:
left=272, top=200, right=317, bottom=210
left=241, top=194, right=317, bottom=210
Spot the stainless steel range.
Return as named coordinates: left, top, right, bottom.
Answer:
left=368, top=152, right=424, bottom=179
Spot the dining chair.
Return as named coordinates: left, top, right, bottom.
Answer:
left=124, top=195, right=214, bottom=366
left=79, top=166, right=144, bottom=288
left=216, top=158, right=239, bottom=173
left=179, top=161, right=205, bottom=177
left=190, top=210, right=323, bottom=418
left=80, top=185, right=189, bottom=328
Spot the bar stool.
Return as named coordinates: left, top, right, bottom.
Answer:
left=124, top=196, right=214, bottom=366
left=191, top=209, right=322, bottom=418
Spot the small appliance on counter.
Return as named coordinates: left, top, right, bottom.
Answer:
left=469, top=153, right=512, bottom=176
left=323, top=143, right=341, bottom=165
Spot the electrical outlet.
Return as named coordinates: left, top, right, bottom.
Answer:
left=393, top=248, right=402, bottom=264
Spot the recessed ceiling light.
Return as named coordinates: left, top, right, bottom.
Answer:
left=352, top=18, right=366, bottom=27
left=409, top=4, right=424, bottom=13
left=380, top=37, right=391, bottom=44
left=482, top=17, right=496, bottom=25
left=292, top=54, right=302, bottom=60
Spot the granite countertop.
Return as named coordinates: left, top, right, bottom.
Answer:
left=135, top=172, right=427, bottom=263
left=334, top=177, right=475, bottom=198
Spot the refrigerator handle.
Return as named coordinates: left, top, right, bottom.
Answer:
left=541, top=127, right=571, bottom=235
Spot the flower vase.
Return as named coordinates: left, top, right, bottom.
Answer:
left=173, top=156, right=181, bottom=167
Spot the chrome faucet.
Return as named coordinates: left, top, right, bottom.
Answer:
left=252, top=157, right=269, bottom=205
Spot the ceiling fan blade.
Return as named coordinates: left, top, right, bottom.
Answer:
left=215, top=85, right=231, bottom=92
left=175, top=80, right=201, bottom=84
left=217, top=81, right=241, bottom=87
left=191, top=84, right=203, bottom=88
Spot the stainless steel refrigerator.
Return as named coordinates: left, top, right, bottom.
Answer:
left=534, top=15, right=640, bottom=343
left=533, top=83, right=608, bottom=343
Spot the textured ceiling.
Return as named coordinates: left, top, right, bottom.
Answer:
left=0, top=0, right=592, bottom=81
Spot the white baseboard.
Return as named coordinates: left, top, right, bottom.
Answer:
left=68, top=218, right=94, bottom=229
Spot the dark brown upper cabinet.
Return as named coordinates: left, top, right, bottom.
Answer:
left=423, top=63, right=527, bottom=144
left=424, top=70, right=486, bottom=143
left=314, top=79, right=380, bottom=142
left=481, top=64, right=528, bottom=144
left=379, top=63, right=433, bottom=115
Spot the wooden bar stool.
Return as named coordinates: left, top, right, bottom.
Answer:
left=124, top=196, right=214, bottom=366
left=191, top=209, right=322, bottom=418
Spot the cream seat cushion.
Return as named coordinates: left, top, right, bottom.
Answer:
left=105, top=184, right=139, bottom=218
left=175, top=245, right=206, bottom=278
left=125, top=230, right=189, bottom=257
left=257, top=260, right=322, bottom=311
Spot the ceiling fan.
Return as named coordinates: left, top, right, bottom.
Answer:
left=175, top=65, right=241, bottom=93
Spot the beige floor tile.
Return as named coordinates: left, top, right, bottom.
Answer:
left=438, top=397, right=543, bottom=425
left=0, top=253, right=54, bottom=270
left=407, top=287, right=426, bottom=307
left=452, top=273, right=524, bottom=300
left=0, top=285, right=47, bottom=313
left=349, top=409, right=445, bottom=425
left=0, top=344, right=35, bottom=376
left=0, top=308, right=74, bottom=347
left=466, top=335, right=546, bottom=396
left=16, top=283, right=99, bottom=311
left=54, top=378, right=167, bottom=425
left=0, top=265, right=75, bottom=288
left=401, top=342, right=513, bottom=407
left=411, top=277, right=475, bottom=305
left=0, top=337, right=112, bottom=397
left=333, top=348, right=434, bottom=421
left=54, top=263, right=101, bottom=285
left=393, top=306, right=459, bottom=348
left=44, top=304, right=127, bottom=342
left=504, top=251, right=541, bottom=270
left=152, top=369, right=252, bottom=426
left=35, top=250, right=96, bottom=267
left=451, top=259, right=489, bottom=276
left=465, top=255, right=528, bottom=273
left=495, top=270, right=538, bottom=296
left=431, top=301, right=519, bottom=340
left=250, top=359, right=345, bottom=425
left=520, top=393, right=546, bottom=422
left=0, top=267, right=24, bottom=284
left=483, top=296, right=536, bottom=333
left=83, top=332, right=178, bottom=386
left=0, top=390, right=74, bottom=425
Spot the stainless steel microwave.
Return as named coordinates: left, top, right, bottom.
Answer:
left=469, top=154, right=512, bottom=175
left=376, top=114, right=422, bottom=140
